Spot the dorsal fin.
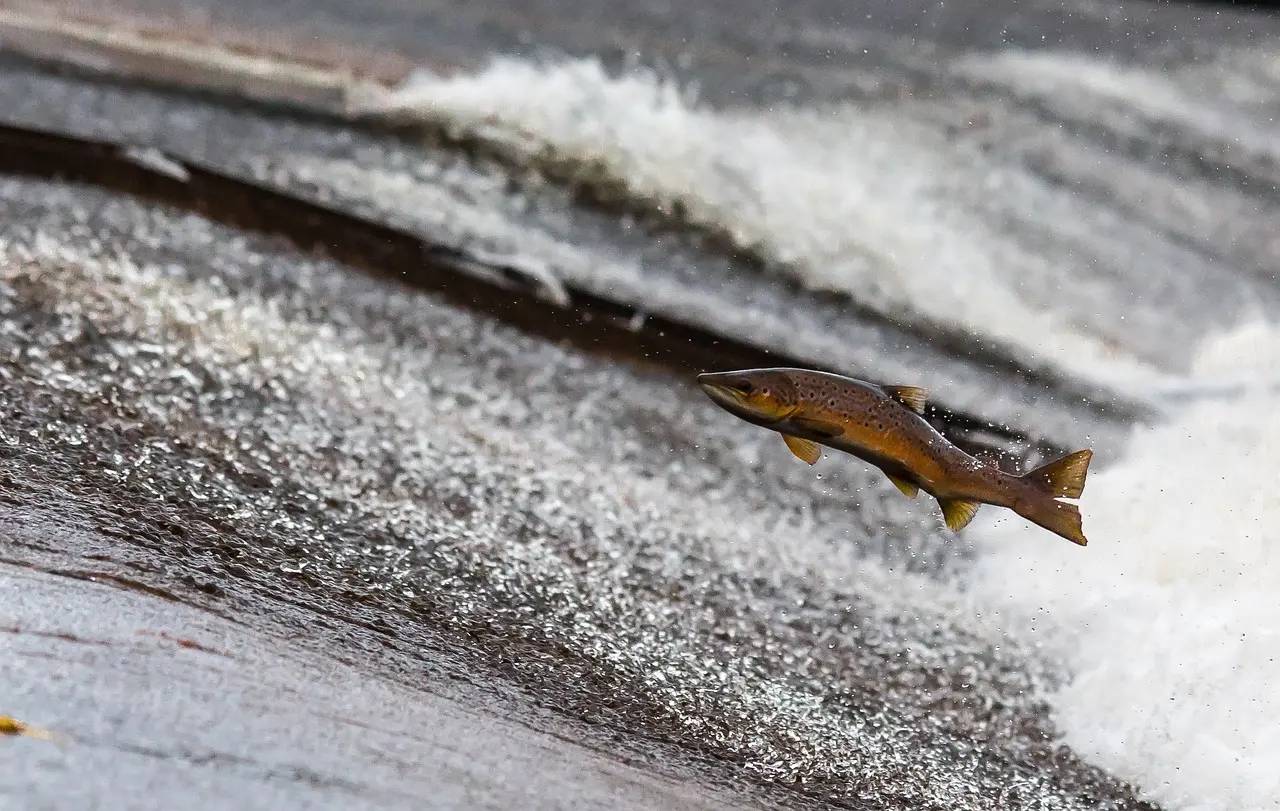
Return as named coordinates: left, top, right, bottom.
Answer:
left=882, top=385, right=928, bottom=415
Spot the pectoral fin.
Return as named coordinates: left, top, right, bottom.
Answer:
left=938, top=498, right=981, bottom=531
left=782, top=434, right=821, bottom=465
left=885, top=473, right=919, bottom=499
left=789, top=416, right=845, bottom=438
left=882, top=385, right=928, bottom=415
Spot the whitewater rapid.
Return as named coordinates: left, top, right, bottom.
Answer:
left=969, top=320, right=1280, bottom=811
left=337, top=49, right=1280, bottom=810
left=349, top=56, right=1187, bottom=398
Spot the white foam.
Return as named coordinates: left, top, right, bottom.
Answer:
left=350, top=56, right=1171, bottom=397
left=971, top=319, right=1280, bottom=811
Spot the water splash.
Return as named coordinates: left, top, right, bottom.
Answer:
left=972, top=320, right=1280, bottom=811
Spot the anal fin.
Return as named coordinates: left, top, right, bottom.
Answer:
left=885, top=473, right=919, bottom=499
left=938, top=498, right=981, bottom=532
left=782, top=434, right=821, bottom=465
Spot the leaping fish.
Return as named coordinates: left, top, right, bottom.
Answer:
left=696, top=368, right=1093, bottom=546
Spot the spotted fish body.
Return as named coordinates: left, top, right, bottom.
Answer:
left=696, top=368, right=1092, bottom=545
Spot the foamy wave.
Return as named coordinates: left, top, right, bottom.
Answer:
left=349, top=56, right=1169, bottom=397
left=971, top=320, right=1280, bottom=811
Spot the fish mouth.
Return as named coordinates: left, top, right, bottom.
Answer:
left=697, top=374, right=793, bottom=425
left=696, top=377, right=745, bottom=410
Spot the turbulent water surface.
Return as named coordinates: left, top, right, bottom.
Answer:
left=2, top=1, right=1279, bottom=809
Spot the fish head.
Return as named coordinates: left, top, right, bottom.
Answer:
left=696, top=369, right=800, bottom=425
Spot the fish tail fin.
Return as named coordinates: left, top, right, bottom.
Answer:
left=1014, top=497, right=1088, bottom=546
left=1020, top=449, right=1092, bottom=499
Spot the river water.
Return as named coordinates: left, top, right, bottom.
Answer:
left=1, top=1, right=1279, bottom=809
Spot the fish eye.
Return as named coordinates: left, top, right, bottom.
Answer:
left=735, top=379, right=755, bottom=393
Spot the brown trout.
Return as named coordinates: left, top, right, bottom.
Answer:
left=697, top=368, right=1092, bottom=545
